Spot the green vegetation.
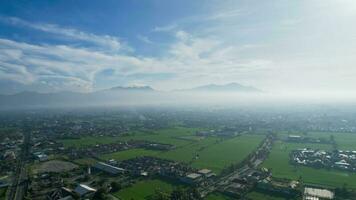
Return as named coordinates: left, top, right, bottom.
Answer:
left=113, top=179, right=176, bottom=200
left=276, top=131, right=356, bottom=151
left=246, top=191, right=285, bottom=200
left=205, top=193, right=233, bottom=200
left=157, top=137, right=218, bottom=163
left=0, top=187, right=6, bottom=200
left=60, top=127, right=202, bottom=148
left=263, top=140, right=356, bottom=188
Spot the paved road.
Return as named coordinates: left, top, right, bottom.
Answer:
left=7, top=130, right=30, bottom=200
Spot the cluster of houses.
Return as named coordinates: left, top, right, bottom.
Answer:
left=92, top=156, right=216, bottom=186
left=196, top=128, right=240, bottom=137
left=291, top=148, right=356, bottom=171
left=217, top=169, right=269, bottom=198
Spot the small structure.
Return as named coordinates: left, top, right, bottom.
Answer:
left=198, top=169, right=215, bottom=178
left=33, top=152, right=48, bottom=161
left=92, top=162, right=125, bottom=175
left=74, top=184, right=96, bottom=197
left=304, top=187, right=334, bottom=200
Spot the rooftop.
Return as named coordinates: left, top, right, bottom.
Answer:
left=198, top=169, right=212, bottom=174
left=186, top=173, right=202, bottom=179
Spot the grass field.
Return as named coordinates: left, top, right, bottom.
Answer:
left=262, top=140, right=356, bottom=188
left=113, top=179, right=177, bottom=200
left=246, top=191, right=285, bottom=200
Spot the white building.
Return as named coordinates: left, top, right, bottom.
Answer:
left=304, top=187, right=334, bottom=200
left=92, top=162, right=125, bottom=175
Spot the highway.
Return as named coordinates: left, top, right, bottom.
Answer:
left=200, top=133, right=275, bottom=197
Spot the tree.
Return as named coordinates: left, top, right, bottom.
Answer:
left=92, top=188, right=107, bottom=200
left=110, top=181, right=122, bottom=192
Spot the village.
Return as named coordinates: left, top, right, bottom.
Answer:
left=291, top=148, right=356, bottom=172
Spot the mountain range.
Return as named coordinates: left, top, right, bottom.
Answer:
left=183, top=83, right=261, bottom=93
left=0, top=83, right=261, bottom=108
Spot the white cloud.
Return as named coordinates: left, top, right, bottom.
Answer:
left=0, top=27, right=270, bottom=92
left=152, top=24, right=177, bottom=32
left=0, top=16, right=124, bottom=52
left=137, top=35, right=153, bottom=44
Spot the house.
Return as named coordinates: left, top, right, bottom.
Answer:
left=74, top=184, right=96, bottom=197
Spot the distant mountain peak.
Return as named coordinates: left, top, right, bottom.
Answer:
left=109, top=85, right=154, bottom=91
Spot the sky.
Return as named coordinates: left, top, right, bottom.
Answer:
left=0, top=0, right=356, bottom=95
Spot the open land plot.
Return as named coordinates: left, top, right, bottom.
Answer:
left=262, top=140, right=356, bottom=188
left=32, top=160, right=78, bottom=174
left=113, top=179, right=178, bottom=200
left=73, top=158, right=98, bottom=165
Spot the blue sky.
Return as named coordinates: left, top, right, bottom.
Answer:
left=1, top=0, right=356, bottom=94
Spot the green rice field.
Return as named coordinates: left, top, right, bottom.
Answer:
left=113, top=179, right=176, bottom=200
